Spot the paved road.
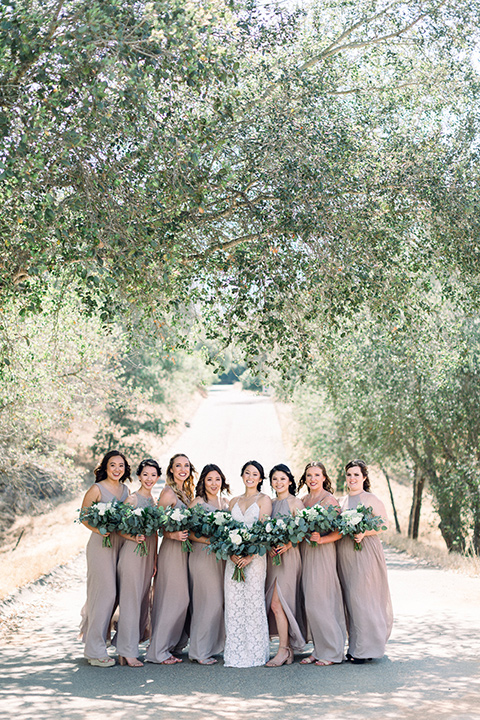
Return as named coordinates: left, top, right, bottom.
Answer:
left=1, top=386, right=479, bottom=720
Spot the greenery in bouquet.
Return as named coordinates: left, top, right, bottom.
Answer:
left=117, top=504, right=161, bottom=556
left=208, top=519, right=268, bottom=582
left=160, top=505, right=194, bottom=552
left=77, top=501, right=125, bottom=547
left=188, top=504, right=233, bottom=542
left=263, top=515, right=304, bottom=566
left=294, top=504, right=339, bottom=546
left=335, top=504, right=387, bottom=550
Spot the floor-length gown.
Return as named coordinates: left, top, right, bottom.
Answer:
left=115, top=493, right=157, bottom=658
left=301, top=490, right=346, bottom=663
left=223, top=502, right=270, bottom=668
left=188, top=500, right=226, bottom=662
left=336, top=490, right=393, bottom=660
left=265, top=498, right=305, bottom=652
left=80, top=482, right=129, bottom=659
left=146, top=498, right=190, bottom=663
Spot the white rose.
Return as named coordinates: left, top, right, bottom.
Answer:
left=229, top=530, right=242, bottom=545
left=214, top=512, right=228, bottom=525
left=277, top=519, right=286, bottom=529
left=307, top=507, right=318, bottom=520
left=97, top=503, right=108, bottom=516
left=171, top=508, right=183, bottom=523
left=133, top=508, right=143, bottom=516
left=265, top=522, right=273, bottom=533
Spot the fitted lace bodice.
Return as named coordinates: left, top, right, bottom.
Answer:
left=231, top=500, right=260, bottom=528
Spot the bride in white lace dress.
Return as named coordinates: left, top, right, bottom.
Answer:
left=223, top=461, right=272, bottom=668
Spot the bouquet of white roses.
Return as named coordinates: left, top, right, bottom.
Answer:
left=294, top=504, right=339, bottom=546
left=335, top=504, right=387, bottom=550
left=208, top=518, right=268, bottom=582
left=159, top=505, right=194, bottom=552
left=117, top=504, right=161, bottom=556
left=77, top=501, right=125, bottom=547
left=263, top=515, right=304, bottom=565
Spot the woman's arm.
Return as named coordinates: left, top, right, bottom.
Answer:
left=80, top=484, right=103, bottom=535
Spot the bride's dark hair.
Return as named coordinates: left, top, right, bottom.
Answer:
left=241, top=460, right=265, bottom=491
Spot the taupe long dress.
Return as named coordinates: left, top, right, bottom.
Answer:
left=80, top=482, right=129, bottom=659
left=336, top=490, right=393, bottom=660
left=188, top=500, right=226, bottom=662
left=301, top=490, right=346, bottom=663
left=146, top=498, right=190, bottom=663
left=115, top=493, right=157, bottom=658
left=265, top=498, right=305, bottom=652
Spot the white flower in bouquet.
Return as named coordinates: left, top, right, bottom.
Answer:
left=171, top=508, right=184, bottom=523
left=306, top=507, right=318, bottom=520
left=97, top=503, right=108, bottom=516
left=265, top=522, right=273, bottom=533
left=277, top=518, right=286, bottom=529
left=229, top=530, right=242, bottom=545
left=214, top=512, right=229, bottom=525
left=342, top=510, right=363, bottom=527
left=133, top=508, right=143, bottom=516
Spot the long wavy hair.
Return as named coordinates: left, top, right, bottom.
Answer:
left=196, top=463, right=230, bottom=501
left=241, top=460, right=265, bottom=491
left=345, top=459, right=371, bottom=492
left=269, top=463, right=297, bottom=496
left=166, top=453, right=196, bottom=502
left=298, top=461, right=333, bottom=494
left=136, top=458, right=162, bottom=478
left=94, top=450, right=131, bottom=483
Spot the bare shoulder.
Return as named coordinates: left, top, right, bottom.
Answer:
left=158, top=485, right=176, bottom=509
left=125, top=493, right=138, bottom=508
left=289, top=497, right=305, bottom=514
left=81, top=483, right=101, bottom=508
left=189, top=497, right=203, bottom=509
left=229, top=495, right=240, bottom=511
left=258, top=493, right=272, bottom=513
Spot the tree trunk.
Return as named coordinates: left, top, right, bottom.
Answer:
left=381, top=466, right=401, bottom=533
left=408, top=464, right=424, bottom=539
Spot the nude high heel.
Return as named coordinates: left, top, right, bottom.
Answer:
left=265, top=646, right=293, bottom=667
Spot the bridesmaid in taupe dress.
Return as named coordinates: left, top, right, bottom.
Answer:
left=116, top=458, right=161, bottom=667
left=337, top=459, right=393, bottom=663
left=188, top=463, right=230, bottom=664
left=146, top=453, right=196, bottom=664
left=265, top=464, right=305, bottom=667
left=299, top=462, right=346, bottom=666
left=79, top=450, right=131, bottom=667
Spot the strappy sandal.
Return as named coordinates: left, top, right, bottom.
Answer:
left=300, top=654, right=316, bottom=665
left=315, top=659, right=334, bottom=666
left=118, top=656, right=143, bottom=667
left=266, top=646, right=293, bottom=667
left=161, top=655, right=182, bottom=664
left=87, top=657, right=115, bottom=667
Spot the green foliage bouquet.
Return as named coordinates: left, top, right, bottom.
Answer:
left=188, top=504, right=233, bottom=542
left=263, top=515, right=304, bottom=565
left=208, top=519, right=268, bottom=582
left=335, top=505, right=387, bottom=550
left=117, top=504, right=161, bottom=556
left=78, top=501, right=125, bottom=547
left=159, top=505, right=194, bottom=552
left=294, top=504, right=339, bottom=546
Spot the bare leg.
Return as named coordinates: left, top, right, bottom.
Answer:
left=266, top=582, right=293, bottom=667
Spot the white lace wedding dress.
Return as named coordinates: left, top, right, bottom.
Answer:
left=223, top=502, right=270, bottom=667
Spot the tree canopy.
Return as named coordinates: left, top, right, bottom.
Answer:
left=1, top=0, right=480, bottom=369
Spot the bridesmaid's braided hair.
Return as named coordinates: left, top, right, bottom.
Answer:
left=94, top=450, right=131, bottom=483
left=345, top=459, right=371, bottom=491
left=166, top=453, right=196, bottom=503
left=269, top=463, right=297, bottom=496
left=298, top=461, right=333, bottom=494
left=196, top=463, right=230, bottom=500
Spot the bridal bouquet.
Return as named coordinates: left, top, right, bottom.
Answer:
left=77, top=501, right=125, bottom=547
left=117, top=504, right=161, bottom=556
left=263, top=515, right=303, bottom=566
left=208, top=519, right=267, bottom=582
left=159, top=505, right=194, bottom=552
left=294, top=504, right=339, bottom=546
left=335, top=504, right=387, bottom=550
